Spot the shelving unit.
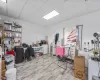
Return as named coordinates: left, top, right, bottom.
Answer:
left=3, top=22, right=22, bottom=47
left=0, top=20, right=22, bottom=53
left=0, top=20, right=22, bottom=79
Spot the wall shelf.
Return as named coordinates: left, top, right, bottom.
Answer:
left=4, top=22, right=12, bottom=25
left=4, top=37, right=12, bottom=38
left=4, top=30, right=12, bottom=31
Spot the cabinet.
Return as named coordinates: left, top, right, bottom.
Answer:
left=88, top=59, right=100, bottom=80
left=42, top=45, right=48, bottom=54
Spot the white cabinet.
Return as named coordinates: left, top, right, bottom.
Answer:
left=88, top=59, right=100, bottom=80
left=6, top=68, right=16, bottom=80
left=42, top=45, right=48, bottom=54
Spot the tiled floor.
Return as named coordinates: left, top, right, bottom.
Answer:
left=16, top=54, right=80, bottom=80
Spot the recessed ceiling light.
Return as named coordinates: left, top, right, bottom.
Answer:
left=1, top=0, right=7, bottom=3
left=43, top=10, right=59, bottom=20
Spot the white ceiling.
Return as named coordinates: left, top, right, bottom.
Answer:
left=0, top=0, right=100, bottom=27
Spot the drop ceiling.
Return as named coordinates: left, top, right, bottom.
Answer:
left=0, top=0, right=100, bottom=27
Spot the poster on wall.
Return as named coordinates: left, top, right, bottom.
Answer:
left=67, top=29, right=76, bottom=43
left=65, top=25, right=83, bottom=57
left=66, top=28, right=76, bottom=48
left=65, top=28, right=76, bottom=59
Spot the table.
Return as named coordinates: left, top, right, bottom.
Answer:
left=24, top=45, right=48, bottom=54
left=33, top=46, right=43, bottom=53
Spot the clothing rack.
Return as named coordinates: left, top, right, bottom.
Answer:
left=56, top=47, right=74, bottom=74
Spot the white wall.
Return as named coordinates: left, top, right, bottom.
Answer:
left=1, top=9, right=100, bottom=46
left=0, top=15, right=45, bottom=45
left=17, top=20, right=45, bottom=45
left=47, top=10, right=100, bottom=45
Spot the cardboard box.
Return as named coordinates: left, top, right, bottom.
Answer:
left=0, top=59, right=1, bottom=80
left=74, top=56, right=86, bottom=80
left=74, top=70, right=85, bottom=80
left=1, top=69, right=6, bottom=77
left=2, top=60, right=5, bottom=70
left=74, top=56, right=85, bottom=71
left=2, top=60, right=6, bottom=77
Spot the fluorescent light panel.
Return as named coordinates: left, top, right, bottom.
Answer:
left=43, top=10, right=59, bottom=20
left=1, top=0, right=7, bottom=3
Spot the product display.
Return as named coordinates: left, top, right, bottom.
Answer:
left=4, top=24, right=12, bottom=31
left=2, top=22, right=22, bottom=48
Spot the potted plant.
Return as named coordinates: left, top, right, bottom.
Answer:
left=93, top=50, right=99, bottom=57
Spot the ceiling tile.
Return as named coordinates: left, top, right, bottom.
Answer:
left=0, top=0, right=100, bottom=27
left=0, top=1, right=6, bottom=16
left=86, top=1, right=100, bottom=12
left=20, top=0, right=48, bottom=19
left=7, top=0, right=27, bottom=18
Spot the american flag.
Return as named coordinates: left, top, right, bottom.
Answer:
left=67, top=29, right=76, bottom=43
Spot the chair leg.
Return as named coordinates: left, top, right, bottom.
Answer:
left=62, top=61, right=68, bottom=75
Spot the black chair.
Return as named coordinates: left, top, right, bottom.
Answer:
left=29, top=46, right=35, bottom=57
left=25, top=46, right=35, bottom=61
left=15, top=47, right=24, bottom=64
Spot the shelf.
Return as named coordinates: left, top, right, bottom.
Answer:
left=4, top=30, right=12, bottom=31
left=4, top=37, right=21, bottom=38
left=14, top=37, right=21, bottom=38
left=12, top=25, right=22, bottom=28
left=4, top=30, right=21, bottom=33
left=12, top=31, right=22, bottom=33
left=4, top=22, right=12, bottom=25
left=4, top=37, right=12, bottom=38
left=13, top=23, right=22, bottom=28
